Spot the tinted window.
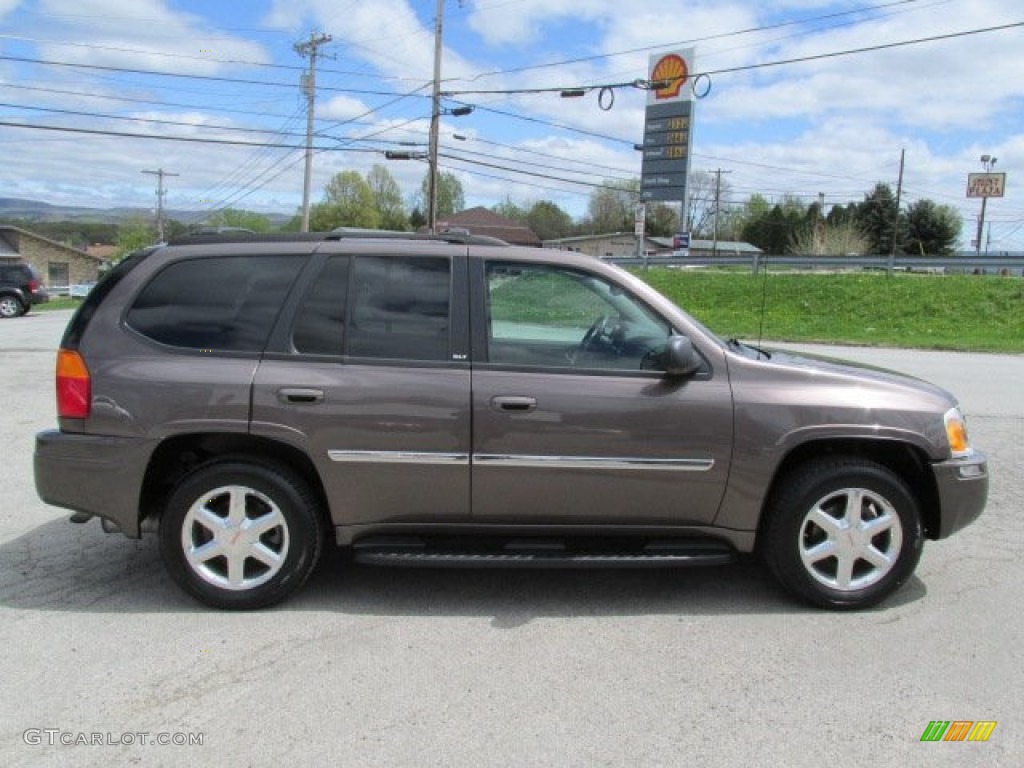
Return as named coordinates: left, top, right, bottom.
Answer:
left=127, top=255, right=302, bottom=352
left=486, top=262, right=670, bottom=370
left=348, top=256, right=450, bottom=361
left=292, top=255, right=350, bottom=355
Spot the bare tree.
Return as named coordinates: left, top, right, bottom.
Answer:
left=685, top=170, right=731, bottom=237
left=789, top=220, right=870, bottom=256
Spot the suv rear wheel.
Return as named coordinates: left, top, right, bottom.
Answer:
left=0, top=295, right=25, bottom=318
left=159, top=460, right=324, bottom=609
left=762, top=458, right=924, bottom=609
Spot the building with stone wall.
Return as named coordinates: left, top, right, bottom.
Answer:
left=0, top=225, right=107, bottom=291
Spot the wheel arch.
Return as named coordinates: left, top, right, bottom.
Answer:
left=139, top=433, right=330, bottom=530
left=757, top=438, right=941, bottom=545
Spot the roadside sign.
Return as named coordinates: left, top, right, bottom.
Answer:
left=966, top=173, right=1006, bottom=198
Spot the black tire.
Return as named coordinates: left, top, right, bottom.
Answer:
left=761, top=457, right=923, bottom=610
left=159, top=460, right=324, bottom=609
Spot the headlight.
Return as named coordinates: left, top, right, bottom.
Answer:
left=944, top=407, right=973, bottom=458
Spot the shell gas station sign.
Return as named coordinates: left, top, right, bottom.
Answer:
left=641, top=49, right=696, bottom=204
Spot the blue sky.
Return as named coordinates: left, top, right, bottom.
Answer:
left=1, top=0, right=1022, bottom=249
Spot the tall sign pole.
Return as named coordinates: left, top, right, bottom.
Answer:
left=968, top=155, right=1004, bottom=257
left=640, top=49, right=696, bottom=249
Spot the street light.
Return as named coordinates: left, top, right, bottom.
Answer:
left=975, top=155, right=997, bottom=257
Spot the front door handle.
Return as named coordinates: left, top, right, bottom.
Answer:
left=491, top=396, right=537, bottom=413
left=278, top=388, right=324, bottom=404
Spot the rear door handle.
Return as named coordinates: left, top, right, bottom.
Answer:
left=491, top=396, right=537, bottom=413
left=278, top=388, right=324, bottom=404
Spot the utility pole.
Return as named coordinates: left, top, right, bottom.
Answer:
left=889, top=147, right=905, bottom=275
left=295, top=31, right=333, bottom=232
left=426, top=0, right=445, bottom=233
left=711, top=168, right=731, bottom=258
left=816, top=192, right=826, bottom=257
left=142, top=168, right=179, bottom=242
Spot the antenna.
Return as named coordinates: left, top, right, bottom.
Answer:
left=756, top=250, right=769, bottom=356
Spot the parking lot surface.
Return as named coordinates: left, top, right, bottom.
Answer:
left=1, top=311, right=1020, bottom=767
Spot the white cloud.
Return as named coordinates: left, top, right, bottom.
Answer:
left=264, top=0, right=478, bottom=82
left=0, top=0, right=21, bottom=20
left=34, top=0, right=270, bottom=74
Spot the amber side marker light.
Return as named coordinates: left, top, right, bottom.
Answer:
left=944, top=407, right=971, bottom=458
left=56, top=349, right=91, bottom=419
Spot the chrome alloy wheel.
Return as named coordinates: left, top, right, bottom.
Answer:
left=0, top=296, right=22, bottom=318
left=181, top=484, right=290, bottom=591
left=798, top=487, right=904, bottom=591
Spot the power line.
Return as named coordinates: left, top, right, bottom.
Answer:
left=442, top=20, right=1024, bottom=96
left=0, top=54, right=426, bottom=99
left=451, top=0, right=925, bottom=82
left=0, top=102, right=312, bottom=138
left=0, top=119, right=387, bottom=151
left=3, top=82, right=303, bottom=119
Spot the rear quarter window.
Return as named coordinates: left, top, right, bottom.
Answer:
left=126, top=255, right=303, bottom=352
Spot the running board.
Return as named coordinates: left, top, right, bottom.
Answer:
left=352, top=536, right=734, bottom=569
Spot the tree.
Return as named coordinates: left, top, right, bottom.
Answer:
left=419, top=171, right=465, bottom=219
left=366, top=165, right=408, bottom=231
left=204, top=208, right=272, bottom=232
left=310, top=170, right=380, bottom=230
left=584, top=179, right=638, bottom=233
left=856, top=183, right=906, bottom=255
left=904, top=199, right=961, bottom=256
left=525, top=200, right=573, bottom=241
left=114, top=219, right=157, bottom=260
left=789, top=220, right=870, bottom=256
left=722, top=194, right=772, bottom=242
left=645, top=202, right=680, bottom=238
left=741, top=202, right=806, bottom=255
left=492, top=197, right=527, bottom=223
left=685, top=170, right=732, bottom=238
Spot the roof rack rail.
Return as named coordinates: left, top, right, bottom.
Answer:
left=166, top=229, right=509, bottom=247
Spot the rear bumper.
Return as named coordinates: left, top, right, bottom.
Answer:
left=930, top=451, right=988, bottom=539
left=34, top=430, right=156, bottom=538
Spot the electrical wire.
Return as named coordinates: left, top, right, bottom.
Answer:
left=442, top=21, right=1024, bottom=96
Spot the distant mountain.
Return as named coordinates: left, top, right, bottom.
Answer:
left=0, top=198, right=293, bottom=226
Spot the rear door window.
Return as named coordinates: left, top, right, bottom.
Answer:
left=290, top=255, right=452, bottom=362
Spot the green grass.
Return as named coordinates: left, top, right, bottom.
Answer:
left=36, top=297, right=81, bottom=312
left=638, top=270, right=1024, bottom=353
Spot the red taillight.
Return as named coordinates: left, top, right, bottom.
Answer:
left=56, top=349, right=91, bottom=419
left=28, top=279, right=40, bottom=292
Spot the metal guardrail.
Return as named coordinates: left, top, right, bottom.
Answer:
left=48, top=284, right=96, bottom=298
left=606, top=254, right=1024, bottom=274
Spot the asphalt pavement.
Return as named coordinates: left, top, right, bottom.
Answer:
left=1, top=310, right=1020, bottom=767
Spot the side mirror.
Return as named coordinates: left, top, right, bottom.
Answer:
left=663, top=335, right=702, bottom=378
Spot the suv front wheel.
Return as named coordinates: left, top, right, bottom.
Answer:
left=762, top=458, right=924, bottom=609
left=159, top=460, right=324, bottom=609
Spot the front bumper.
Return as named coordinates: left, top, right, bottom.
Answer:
left=34, top=429, right=156, bottom=538
left=930, top=450, right=988, bottom=539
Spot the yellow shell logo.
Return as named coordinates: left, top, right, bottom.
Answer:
left=652, top=54, right=688, bottom=100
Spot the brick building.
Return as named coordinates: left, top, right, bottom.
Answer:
left=0, top=225, right=108, bottom=290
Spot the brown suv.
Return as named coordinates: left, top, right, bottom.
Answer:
left=34, top=231, right=988, bottom=609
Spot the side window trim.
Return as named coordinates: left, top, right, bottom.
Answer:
left=473, top=258, right=675, bottom=376
left=279, top=251, right=469, bottom=367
